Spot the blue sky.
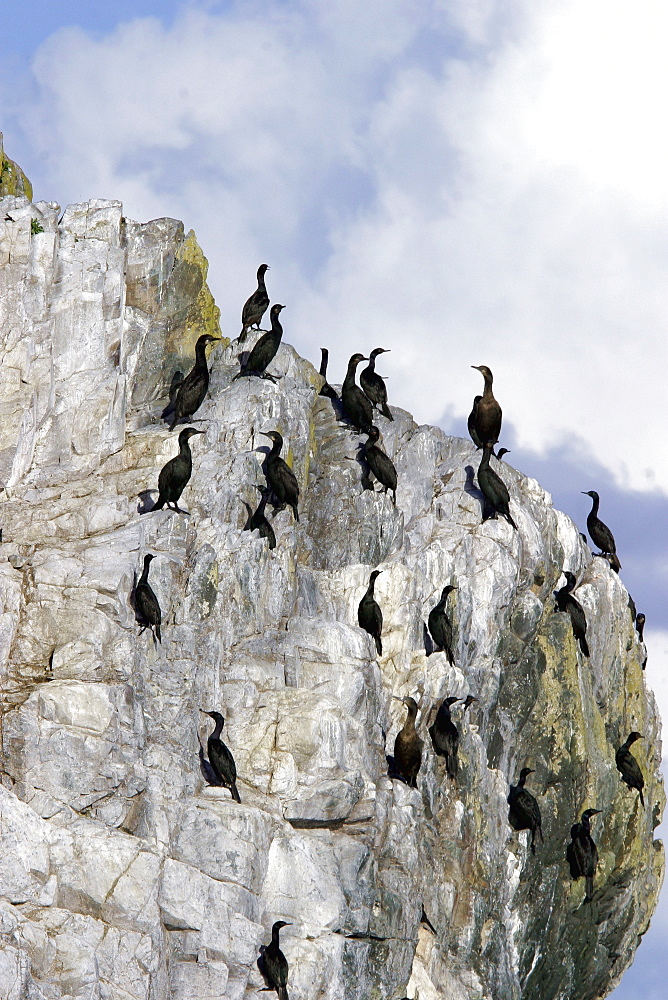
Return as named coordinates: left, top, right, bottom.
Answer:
left=1, top=2, right=666, bottom=996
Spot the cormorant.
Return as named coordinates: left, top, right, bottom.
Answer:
left=261, top=431, right=300, bottom=521
left=135, top=553, right=162, bottom=643
left=148, top=427, right=204, bottom=515
left=555, top=571, right=589, bottom=657
left=364, top=426, right=397, bottom=504
left=162, top=333, right=220, bottom=430
left=471, top=365, right=502, bottom=447
left=582, top=491, right=619, bottom=569
left=259, top=920, right=291, bottom=1000
left=508, top=768, right=543, bottom=854
left=635, top=612, right=646, bottom=642
left=201, top=710, right=241, bottom=802
left=566, top=808, right=601, bottom=901
left=428, top=696, right=461, bottom=780
left=360, top=348, right=393, bottom=421
left=246, top=485, right=277, bottom=549
left=467, top=396, right=483, bottom=449
left=341, top=353, right=373, bottom=434
left=235, top=303, right=285, bottom=381
left=394, top=696, right=423, bottom=788
left=318, top=348, right=338, bottom=400
left=497, top=448, right=511, bottom=461
left=615, top=732, right=645, bottom=806
left=477, top=443, right=517, bottom=529
left=462, top=694, right=478, bottom=711
left=358, top=570, right=383, bottom=655
left=240, top=264, right=270, bottom=339
left=427, top=585, right=456, bottom=664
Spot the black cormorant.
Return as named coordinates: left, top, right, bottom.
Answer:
left=428, top=696, right=461, bottom=780
left=477, top=443, right=517, bottom=529
left=615, top=732, right=645, bottom=807
left=582, top=491, right=619, bottom=569
left=471, top=365, right=502, bottom=446
left=149, top=427, right=204, bottom=515
left=240, top=264, right=270, bottom=340
left=318, top=348, right=338, bottom=400
left=364, top=426, right=397, bottom=504
left=360, top=348, right=393, bottom=421
left=508, top=768, right=543, bottom=854
left=162, top=334, right=220, bottom=430
left=235, top=304, right=285, bottom=381
left=261, top=431, right=299, bottom=522
left=246, top=485, right=277, bottom=549
left=259, top=920, right=291, bottom=1000
left=341, top=353, right=373, bottom=433
left=358, top=570, right=383, bottom=655
left=635, top=612, right=646, bottom=642
left=468, top=395, right=483, bottom=449
left=201, top=710, right=241, bottom=802
left=394, top=696, right=423, bottom=788
left=566, top=808, right=601, bottom=901
left=427, top=585, right=456, bottom=664
left=135, top=553, right=162, bottom=643
left=555, top=572, right=589, bottom=657
left=462, top=694, right=478, bottom=712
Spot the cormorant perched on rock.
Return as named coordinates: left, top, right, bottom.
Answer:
left=259, top=920, right=291, bottom=1000
left=358, top=570, right=383, bottom=655
left=162, top=333, right=221, bottom=430
left=635, top=612, right=646, bottom=642
left=508, top=768, right=543, bottom=854
left=201, top=710, right=241, bottom=802
left=478, top=443, right=517, bottom=529
left=240, top=264, right=270, bottom=340
left=468, top=395, right=483, bottom=449
left=582, top=491, right=620, bottom=570
left=471, top=365, right=502, bottom=446
left=341, top=353, right=373, bottom=434
left=235, top=304, right=285, bottom=381
left=135, top=553, right=162, bottom=643
left=246, top=485, right=277, bottom=549
left=497, top=448, right=511, bottom=461
left=567, top=808, right=601, bottom=901
left=364, top=426, right=397, bottom=504
left=360, top=348, right=393, bottom=421
left=427, top=585, right=456, bottom=664
left=261, top=431, right=299, bottom=521
left=429, top=696, right=461, bottom=780
left=462, top=694, right=478, bottom=711
left=555, top=571, right=589, bottom=656
left=394, top=697, right=423, bottom=788
left=148, top=427, right=204, bottom=515
left=616, top=732, right=645, bottom=807
left=318, top=348, right=338, bottom=400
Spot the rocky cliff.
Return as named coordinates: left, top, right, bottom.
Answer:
left=0, top=191, right=663, bottom=1000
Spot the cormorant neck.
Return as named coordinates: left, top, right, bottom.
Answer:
left=366, top=355, right=376, bottom=372
left=319, top=349, right=329, bottom=377
left=271, top=312, right=283, bottom=335
left=404, top=705, right=418, bottom=728
left=180, top=438, right=193, bottom=458
left=271, top=924, right=282, bottom=946
left=210, top=715, right=224, bottom=740
left=269, top=438, right=282, bottom=458
left=139, top=557, right=151, bottom=585
left=345, top=359, right=359, bottom=382
left=589, top=495, right=599, bottom=516
left=195, top=340, right=209, bottom=366
left=518, top=773, right=527, bottom=787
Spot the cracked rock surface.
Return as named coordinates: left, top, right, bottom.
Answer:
left=0, top=195, right=663, bottom=1000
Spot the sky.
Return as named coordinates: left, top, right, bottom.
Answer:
left=1, top=1, right=666, bottom=996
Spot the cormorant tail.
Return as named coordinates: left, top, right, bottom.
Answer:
left=291, top=503, right=300, bottom=523
left=374, top=635, right=382, bottom=656
left=639, top=787, right=645, bottom=807
left=505, top=511, right=518, bottom=530
left=277, top=988, right=289, bottom=1000
left=381, top=401, right=393, bottom=421
left=585, top=876, right=594, bottom=902
left=446, top=753, right=458, bottom=781
left=152, top=495, right=166, bottom=512
left=579, top=635, right=590, bottom=657
left=230, top=780, right=241, bottom=803
left=155, top=624, right=162, bottom=644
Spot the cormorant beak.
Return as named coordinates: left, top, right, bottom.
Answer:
left=590, top=809, right=602, bottom=815
left=191, top=429, right=205, bottom=435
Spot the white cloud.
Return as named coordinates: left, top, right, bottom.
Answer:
left=2, top=0, right=667, bottom=492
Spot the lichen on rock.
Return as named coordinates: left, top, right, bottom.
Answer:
left=0, top=195, right=663, bottom=1000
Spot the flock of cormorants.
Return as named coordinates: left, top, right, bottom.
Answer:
left=131, top=264, right=649, bottom=995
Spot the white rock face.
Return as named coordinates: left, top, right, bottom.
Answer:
left=0, top=196, right=663, bottom=1000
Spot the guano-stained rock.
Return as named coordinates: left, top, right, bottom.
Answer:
left=0, top=193, right=663, bottom=1000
